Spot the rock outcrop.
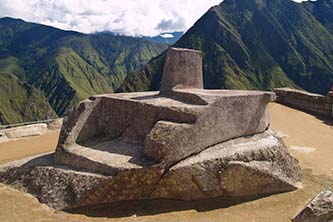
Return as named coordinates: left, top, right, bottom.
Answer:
left=293, top=190, right=333, bottom=222
left=0, top=48, right=302, bottom=210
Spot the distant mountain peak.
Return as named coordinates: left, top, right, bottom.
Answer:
left=0, top=18, right=168, bottom=124
left=95, top=30, right=184, bottom=45
left=120, top=0, right=333, bottom=96
left=142, top=31, right=184, bottom=45
left=0, top=16, right=23, bottom=21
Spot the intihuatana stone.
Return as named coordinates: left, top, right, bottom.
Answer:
left=0, top=47, right=302, bottom=210
left=160, top=48, right=203, bottom=95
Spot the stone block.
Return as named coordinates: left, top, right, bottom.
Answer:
left=3, top=123, right=47, bottom=139
left=293, top=190, right=333, bottom=222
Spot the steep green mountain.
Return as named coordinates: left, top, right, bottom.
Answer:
left=119, top=0, right=333, bottom=95
left=0, top=17, right=167, bottom=121
left=0, top=72, right=57, bottom=125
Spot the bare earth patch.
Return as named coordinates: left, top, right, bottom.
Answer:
left=0, top=130, right=60, bottom=165
left=0, top=103, right=332, bottom=222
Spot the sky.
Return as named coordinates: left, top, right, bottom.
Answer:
left=0, top=0, right=310, bottom=37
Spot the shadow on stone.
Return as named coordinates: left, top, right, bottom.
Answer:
left=78, top=139, right=153, bottom=166
left=315, top=115, right=333, bottom=127
left=66, top=192, right=284, bottom=218
left=0, top=48, right=303, bottom=211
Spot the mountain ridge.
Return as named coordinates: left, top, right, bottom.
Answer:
left=96, top=31, right=184, bottom=45
left=0, top=17, right=167, bottom=124
left=119, top=0, right=333, bottom=95
left=0, top=72, right=57, bottom=125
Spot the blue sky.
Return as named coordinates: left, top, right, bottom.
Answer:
left=0, top=0, right=310, bottom=36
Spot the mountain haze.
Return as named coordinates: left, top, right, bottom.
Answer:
left=0, top=17, right=167, bottom=124
left=143, top=32, right=184, bottom=45
left=97, top=31, right=184, bottom=45
left=119, top=0, right=333, bottom=95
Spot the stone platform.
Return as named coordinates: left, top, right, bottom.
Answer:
left=55, top=88, right=274, bottom=175
left=0, top=47, right=302, bottom=210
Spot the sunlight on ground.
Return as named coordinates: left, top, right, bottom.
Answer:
left=0, top=103, right=332, bottom=222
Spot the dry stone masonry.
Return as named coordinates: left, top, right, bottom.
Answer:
left=274, top=87, right=333, bottom=119
left=0, top=48, right=302, bottom=210
left=0, top=123, right=47, bottom=139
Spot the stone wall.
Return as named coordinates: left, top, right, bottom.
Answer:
left=1, top=123, right=48, bottom=139
left=0, top=118, right=63, bottom=143
left=274, top=88, right=333, bottom=118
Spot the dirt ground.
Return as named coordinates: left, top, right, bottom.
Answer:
left=0, top=130, right=60, bottom=165
left=0, top=103, right=332, bottom=222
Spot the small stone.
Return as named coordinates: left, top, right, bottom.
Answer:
left=293, top=190, right=333, bottom=222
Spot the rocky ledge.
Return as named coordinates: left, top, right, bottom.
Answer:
left=0, top=130, right=302, bottom=210
left=293, top=190, right=333, bottom=222
left=0, top=47, right=302, bottom=210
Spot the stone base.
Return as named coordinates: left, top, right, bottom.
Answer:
left=56, top=89, right=275, bottom=171
left=0, top=131, right=302, bottom=210
left=0, top=48, right=302, bottom=211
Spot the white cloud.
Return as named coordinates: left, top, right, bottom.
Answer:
left=0, top=0, right=221, bottom=36
left=160, top=33, right=175, bottom=38
left=0, top=0, right=312, bottom=36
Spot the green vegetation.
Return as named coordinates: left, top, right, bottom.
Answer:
left=0, top=72, right=57, bottom=125
left=3, top=0, right=333, bottom=124
left=0, top=17, right=167, bottom=124
left=119, top=0, right=333, bottom=95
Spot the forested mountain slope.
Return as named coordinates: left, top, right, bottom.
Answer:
left=119, top=0, right=333, bottom=96
left=0, top=17, right=167, bottom=123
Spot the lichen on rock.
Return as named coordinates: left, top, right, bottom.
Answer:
left=0, top=48, right=302, bottom=210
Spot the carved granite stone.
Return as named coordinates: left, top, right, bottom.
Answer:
left=0, top=47, right=302, bottom=210
left=293, top=190, right=333, bottom=222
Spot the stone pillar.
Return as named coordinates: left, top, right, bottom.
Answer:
left=160, top=47, right=203, bottom=95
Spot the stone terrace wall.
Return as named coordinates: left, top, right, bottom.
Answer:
left=274, top=88, right=333, bottom=119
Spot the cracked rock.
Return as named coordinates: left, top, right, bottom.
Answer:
left=0, top=47, right=302, bottom=210
left=293, top=190, right=333, bottom=222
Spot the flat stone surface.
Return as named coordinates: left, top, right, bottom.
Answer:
left=55, top=88, right=275, bottom=173
left=274, top=87, right=333, bottom=118
left=275, top=87, right=325, bottom=98
left=55, top=139, right=155, bottom=176
left=2, top=124, right=47, bottom=139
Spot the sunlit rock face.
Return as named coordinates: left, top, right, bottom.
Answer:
left=293, top=189, right=333, bottom=222
left=0, top=48, right=302, bottom=210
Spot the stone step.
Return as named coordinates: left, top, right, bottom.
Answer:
left=55, top=139, right=154, bottom=176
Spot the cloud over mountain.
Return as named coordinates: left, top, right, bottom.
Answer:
left=0, top=0, right=223, bottom=36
